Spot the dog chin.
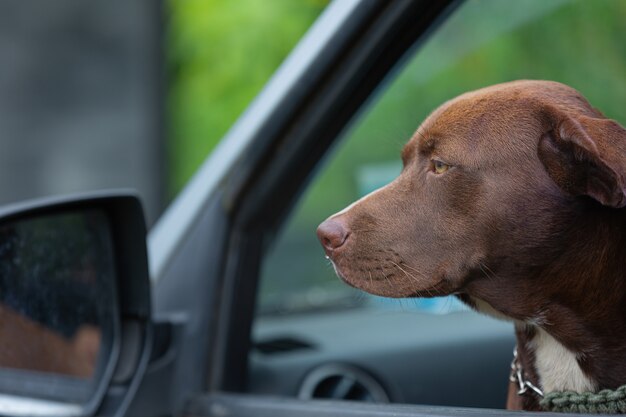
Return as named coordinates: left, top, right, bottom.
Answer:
left=364, top=283, right=450, bottom=299
left=330, top=263, right=359, bottom=289
left=336, top=269, right=448, bottom=299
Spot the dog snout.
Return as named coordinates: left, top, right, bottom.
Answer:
left=316, top=218, right=350, bottom=256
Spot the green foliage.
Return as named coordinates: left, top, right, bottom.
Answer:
left=166, top=0, right=326, bottom=196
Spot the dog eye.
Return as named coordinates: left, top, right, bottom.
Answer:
left=432, top=160, right=450, bottom=174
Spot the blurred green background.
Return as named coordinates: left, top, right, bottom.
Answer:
left=166, top=0, right=327, bottom=196
left=166, top=0, right=626, bottom=314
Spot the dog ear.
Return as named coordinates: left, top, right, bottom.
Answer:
left=538, top=112, right=626, bottom=208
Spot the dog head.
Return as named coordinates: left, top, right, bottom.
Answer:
left=317, top=80, right=626, bottom=319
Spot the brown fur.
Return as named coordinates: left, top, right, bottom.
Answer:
left=317, top=80, right=626, bottom=411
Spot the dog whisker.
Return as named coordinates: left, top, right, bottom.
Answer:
left=478, top=264, right=490, bottom=281
left=390, top=261, right=418, bottom=282
left=393, top=261, right=440, bottom=297
left=390, top=260, right=425, bottom=295
left=479, top=262, right=499, bottom=284
left=378, top=266, right=394, bottom=291
left=414, top=128, right=428, bottom=142
left=398, top=262, right=430, bottom=280
left=481, top=262, right=498, bottom=277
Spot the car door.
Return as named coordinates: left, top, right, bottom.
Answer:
left=129, top=0, right=626, bottom=416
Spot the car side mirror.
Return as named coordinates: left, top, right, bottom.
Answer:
left=0, top=192, right=152, bottom=417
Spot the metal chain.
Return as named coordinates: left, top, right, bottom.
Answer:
left=510, top=347, right=544, bottom=397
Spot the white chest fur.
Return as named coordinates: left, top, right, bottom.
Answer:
left=530, top=328, right=597, bottom=393
left=468, top=296, right=597, bottom=393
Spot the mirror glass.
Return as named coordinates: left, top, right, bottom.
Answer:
left=0, top=209, right=118, bottom=413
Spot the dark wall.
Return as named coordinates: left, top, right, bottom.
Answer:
left=0, top=0, right=164, bottom=225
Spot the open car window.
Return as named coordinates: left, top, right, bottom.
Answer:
left=251, top=0, right=626, bottom=408
left=258, top=0, right=626, bottom=317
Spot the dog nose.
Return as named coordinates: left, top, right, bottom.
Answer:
left=317, top=218, right=349, bottom=255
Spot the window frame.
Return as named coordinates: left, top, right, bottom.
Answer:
left=208, top=0, right=460, bottom=393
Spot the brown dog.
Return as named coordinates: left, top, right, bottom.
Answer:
left=317, top=80, right=626, bottom=411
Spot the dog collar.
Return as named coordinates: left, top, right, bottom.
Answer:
left=541, top=386, right=626, bottom=413
left=510, top=347, right=544, bottom=397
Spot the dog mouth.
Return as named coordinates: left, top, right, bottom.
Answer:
left=327, top=249, right=451, bottom=298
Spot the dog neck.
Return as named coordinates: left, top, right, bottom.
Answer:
left=530, top=208, right=626, bottom=392
left=468, top=298, right=604, bottom=411
left=463, top=207, right=626, bottom=400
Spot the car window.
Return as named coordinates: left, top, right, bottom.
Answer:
left=256, top=0, right=626, bottom=317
